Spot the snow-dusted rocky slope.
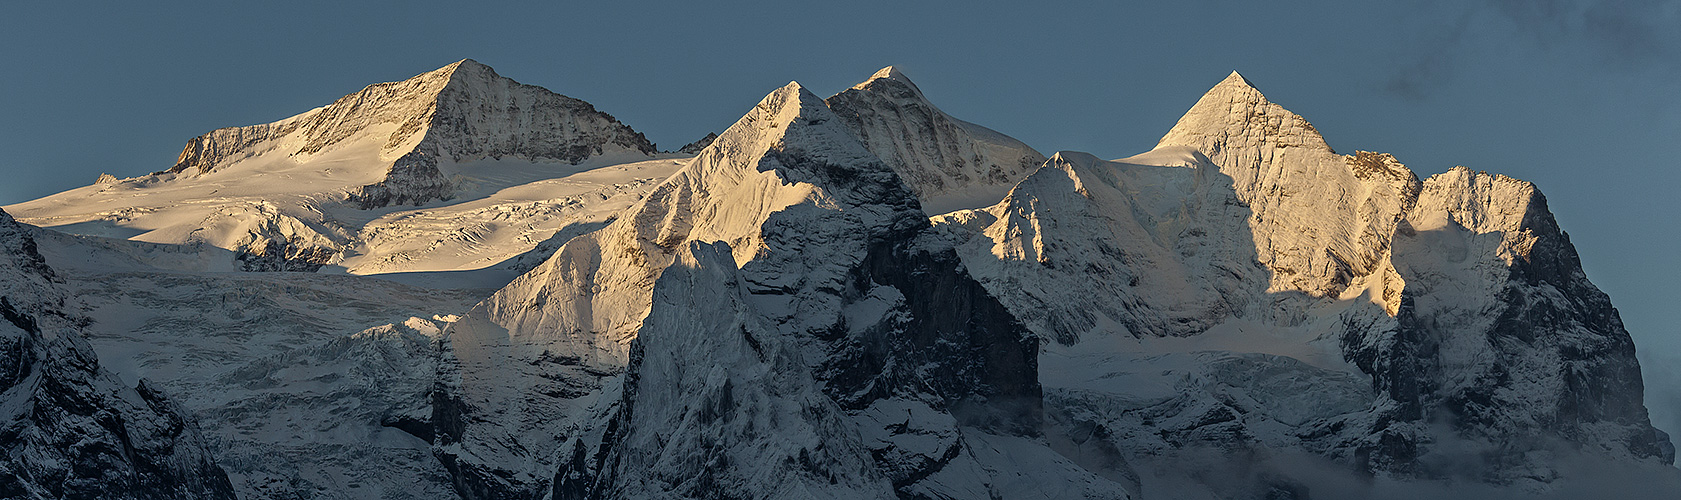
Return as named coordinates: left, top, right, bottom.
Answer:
left=429, top=82, right=1126, bottom=499
left=6, top=59, right=671, bottom=276
left=826, top=67, right=1047, bottom=215
left=0, top=209, right=235, bottom=499
left=934, top=72, right=1672, bottom=497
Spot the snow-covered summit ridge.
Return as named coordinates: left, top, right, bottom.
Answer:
left=826, top=66, right=1048, bottom=214
left=152, top=57, right=657, bottom=209
left=856, top=65, right=917, bottom=93
left=167, top=58, right=654, bottom=178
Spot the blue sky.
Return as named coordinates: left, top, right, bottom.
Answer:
left=4, top=0, right=1680, bottom=440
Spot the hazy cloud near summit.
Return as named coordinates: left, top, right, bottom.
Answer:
left=1386, top=0, right=1681, bottom=98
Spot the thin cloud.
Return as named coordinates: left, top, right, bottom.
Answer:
left=1385, top=0, right=1681, bottom=98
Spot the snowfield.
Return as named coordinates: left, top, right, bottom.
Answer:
left=0, top=61, right=1673, bottom=500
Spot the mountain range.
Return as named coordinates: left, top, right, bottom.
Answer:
left=1, top=59, right=1673, bottom=499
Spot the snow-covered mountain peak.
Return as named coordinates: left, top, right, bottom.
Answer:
left=826, top=67, right=1047, bottom=214
left=856, top=65, right=919, bottom=93
left=440, top=57, right=490, bottom=76
left=1221, top=69, right=1256, bottom=88
left=1046, top=150, right=1103, bottom=166
left=1156, top=70, right=1331, bottom=155
left=459, top=79, right=911, bottom=379
left=158, top=58, right=653, bottom=181
left=704, top=80, right=910, bottom=206
left=5, top=59, right=675, bottom=277
left=427, top=57, right=515, bottom=94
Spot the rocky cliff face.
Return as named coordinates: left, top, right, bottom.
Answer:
left=0, top=209, right=236, bottom=500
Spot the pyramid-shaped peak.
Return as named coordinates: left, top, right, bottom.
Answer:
left=435, top=58, right=509, bottom=85
left=851, top=65, right=923, bottom=95
left=759, top=81, right=826, bottom=117
left=389, top=59, right=509, bottom=93
left=1190, top=70, right=1266, bottom=104
left=410, top=58, right=488, bottom=80
left=1156, top=70, right=1330, bottom=153
left=690, top=80, right=907, bottom=207
left=869, top=66, right=911, bottom=84
left=1220, top=70, right=1256, bottom=89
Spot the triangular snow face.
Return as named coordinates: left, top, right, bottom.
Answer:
left=434, top=82, right=1118, bottom=499
left=169, top=58, right=654, bottom=179
left=1156, top=70, right=1332, bottom=156
left=163, top=57, right=656, bottom=208
left=1149, top=72, right=1419, bottom=301
left=827, top=66, right=1047, bottom=215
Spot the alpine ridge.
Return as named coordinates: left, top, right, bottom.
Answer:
left=0, top=62, right=1671, bottom=500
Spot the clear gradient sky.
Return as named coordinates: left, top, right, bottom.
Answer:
left=4, top=0, right=1679, bottom=441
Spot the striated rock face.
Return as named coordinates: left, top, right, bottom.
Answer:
left=0, top=209, right=236, bottom=500
left=936, top=72, right=1669, bottom=495
left=433, top=82, right=1123, bottom=499
left=826, top=66, right=1047, bottom=215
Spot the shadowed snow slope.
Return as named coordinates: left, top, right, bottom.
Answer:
left=6, top=59, right=667, bottom=276
left=0, top=209, right=236, bottom=500
left=433, top=82, right=1126, bottom=499
left=934, top=71, right=1671, bottom=497
left=826, top=66, right=1048, bottom=215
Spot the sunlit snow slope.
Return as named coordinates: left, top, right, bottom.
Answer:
left=6, top=59, right=674, bottom=278
left=826, top=66, right=1047, bottom=215
left=935, top=71, right=1672, bottom=497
